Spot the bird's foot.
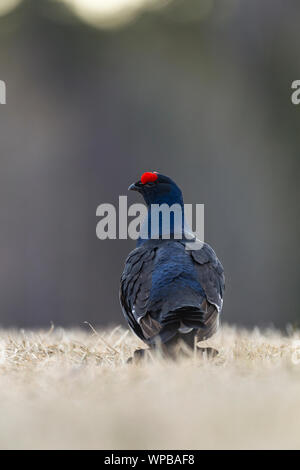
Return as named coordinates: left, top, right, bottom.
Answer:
left=196, top=346, right=219, bottom=358
left=127, top=346, right=218, bottom=363
left=127, top=348, right=148, bottom=364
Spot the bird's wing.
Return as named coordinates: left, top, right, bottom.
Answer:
left=120, top=244, right=158, bottom=342
left=183, top=241, right=225, bottom=313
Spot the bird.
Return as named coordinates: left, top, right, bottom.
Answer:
left=120, top=172, right=225, bottom=361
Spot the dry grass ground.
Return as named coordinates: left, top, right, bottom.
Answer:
left=0, top=324, right=300, bottom=450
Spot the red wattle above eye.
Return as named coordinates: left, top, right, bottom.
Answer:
left=141, top=172, right=158, bottom=185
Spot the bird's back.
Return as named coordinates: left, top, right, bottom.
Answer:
left=148, top=241, right=206, bottom=317
left=120, top=239, right=224, bottom=346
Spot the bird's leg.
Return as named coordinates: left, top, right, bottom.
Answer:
left=127, top=344, right=219, bottom=363
left=196, top=346, right=219, bottom=358
left=127, top=348, right=148, bottom=364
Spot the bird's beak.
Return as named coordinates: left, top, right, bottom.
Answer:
left=128, top=182, right=141, bottom=191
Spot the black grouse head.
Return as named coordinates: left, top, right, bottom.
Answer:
left=128, top=172, right=183, bottom=207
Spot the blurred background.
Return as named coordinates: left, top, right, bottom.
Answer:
left=0, top=0, right=299, bottom=329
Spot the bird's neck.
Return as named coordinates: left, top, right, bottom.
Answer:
left=138, top=195, right=186, bottom=244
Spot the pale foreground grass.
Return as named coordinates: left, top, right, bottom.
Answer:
left=0, top=324, right=300, bottom=450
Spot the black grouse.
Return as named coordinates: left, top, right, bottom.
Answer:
left=120, top=172, right=225, bottom=359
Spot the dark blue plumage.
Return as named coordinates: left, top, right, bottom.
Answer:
left=120, top=172, right=225, bottom=356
